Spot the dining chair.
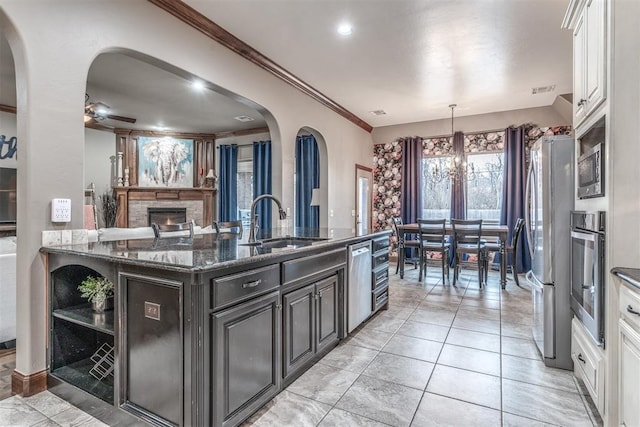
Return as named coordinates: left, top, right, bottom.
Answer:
left=391, top=217, right=419, bottom=277
left=451, top=219, right=485, bottom=287
left=215, top=220, right=244, bottom=238
left=416, top=219, right=450, bottom=283
left=151, top=219, right=195, bottom=239
left=482, top=217, right=525, bottom=286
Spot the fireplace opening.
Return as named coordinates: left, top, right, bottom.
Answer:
left=148, top=208, right=187, bottom=226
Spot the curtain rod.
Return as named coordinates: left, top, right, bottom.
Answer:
left=422, top=128, right=507, bottom=140
left=216, top=142, right=264, bottom=148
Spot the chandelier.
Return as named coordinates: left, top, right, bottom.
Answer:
left=427, top=104, right=474, bottom=184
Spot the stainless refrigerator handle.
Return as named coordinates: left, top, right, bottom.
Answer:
left=570, top=231, right=596, bottom=242
left=524, top=160, right=534, bottom=258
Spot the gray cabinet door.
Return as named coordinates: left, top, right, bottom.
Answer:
left=316, top=275, right=339, bottom=353
left=282, top=283, right=315, bottom=379
left=212, top=290, right=280, bottom=427
left=123, top=274, right=182, bottom=426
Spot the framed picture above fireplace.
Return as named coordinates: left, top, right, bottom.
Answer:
left=137, top=136, right=194, bottom=187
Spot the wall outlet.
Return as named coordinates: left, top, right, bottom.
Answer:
left=351, top=209, right=356, bottom=217
left=51, top=198, right=71, bottom=222
left=330, top=209, right=334, bottom=217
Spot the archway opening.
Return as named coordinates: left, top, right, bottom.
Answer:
left=294, top=127, right=328, bottom=229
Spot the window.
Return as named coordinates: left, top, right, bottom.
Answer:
left=237, top=160, right=253, bottom=226
left=465, top=152, right=504, bottom=222
left=421, top=156, right=452, bottom=219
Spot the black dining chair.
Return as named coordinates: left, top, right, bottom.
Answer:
left=151, top=219, right=195, bottom=239
left=417, top=219, right=450, bottom=283
left=451, top=219, right=485, bottom=287
left=482, top=218, right=525, bottom=286
left=391, top=217, right=419, bottom=277
left=215, top=220, right=244, bottom=238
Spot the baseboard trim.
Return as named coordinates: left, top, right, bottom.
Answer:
left=12, top=369, right=47, bottom=397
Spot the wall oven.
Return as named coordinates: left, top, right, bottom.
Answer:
left=570, top=211, right=605, bottom=346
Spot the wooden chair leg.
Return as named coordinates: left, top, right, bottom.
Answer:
left=445, top=256, right=450, bottom=283
left=441, top=252, right=445, bottom=284
left=482, top=251, right=488, bottom=283
left=452, top=253, right=458, bottom=286
left=512, top=251, right=520, bottom=287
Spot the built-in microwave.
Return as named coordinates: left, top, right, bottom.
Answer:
left=577, top=142, right=604, bottom=199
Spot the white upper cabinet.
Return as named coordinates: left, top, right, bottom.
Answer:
left=564, top=0, right=607, bottom=127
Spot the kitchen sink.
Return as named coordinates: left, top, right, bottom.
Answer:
left=239, top=236, right=328, bottom=249
left=260, top=237, right=326, bottom=249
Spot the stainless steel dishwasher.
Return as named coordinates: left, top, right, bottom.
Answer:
left=348, top=241, right=372, bottom=333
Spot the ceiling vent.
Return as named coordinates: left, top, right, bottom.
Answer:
left=531, top=85, right=556, bottom=95
left=234, top=115, right=255, bottom=122
left=369, top=110, right=387, bottom=116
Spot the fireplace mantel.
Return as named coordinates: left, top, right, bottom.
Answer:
left=115, top=187, right=215, bottom=228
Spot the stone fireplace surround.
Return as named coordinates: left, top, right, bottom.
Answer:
left=115, top=187, right=215, bottom=229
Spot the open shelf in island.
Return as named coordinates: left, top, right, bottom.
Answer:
left=52, top=305, right=114, bottom=336
left=51, top=356, right=114, bottom=404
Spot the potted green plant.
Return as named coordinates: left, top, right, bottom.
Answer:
left=78, top=276, right=114, bottom=313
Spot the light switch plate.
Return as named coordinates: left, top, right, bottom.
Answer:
left=51, top=198, right=71, bottom=222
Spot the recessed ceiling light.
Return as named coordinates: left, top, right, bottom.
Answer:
left=337, top=23, right=353, bottom=36
left=369, top=110, right=387, bottom=116
left=191, top=80, right=205, bottom=90
left=234, top=115, right=255, bottom=122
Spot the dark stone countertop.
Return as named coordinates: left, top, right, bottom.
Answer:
left=612, top=267, right=640, bottom=291
left=40, top=227, right=391, bottom=273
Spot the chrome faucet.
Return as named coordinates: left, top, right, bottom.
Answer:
left=248, top=194, right=287, bottom=244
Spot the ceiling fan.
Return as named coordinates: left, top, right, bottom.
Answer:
left=84, top=93, right=137, bottom=124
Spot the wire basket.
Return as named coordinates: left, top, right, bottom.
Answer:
left=89, top=342, right=114, bottom=381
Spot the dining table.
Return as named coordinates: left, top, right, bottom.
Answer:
left=397, top=223, right=510, bottom=289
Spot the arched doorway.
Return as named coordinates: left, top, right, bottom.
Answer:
left=83, top=50, right=276, bottom=231
left=0, top=21, right=18, bottom=401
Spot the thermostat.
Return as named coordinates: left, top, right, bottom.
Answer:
left=51, top=198, right=71, bottom=222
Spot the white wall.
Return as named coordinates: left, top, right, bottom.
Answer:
left=0, top=0, right=373, bottom=376
left=0, top=110, right=17, bottom=168
left=371, top=105, right=570, bottom=143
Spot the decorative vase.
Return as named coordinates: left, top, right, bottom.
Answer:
left=92, top=297, right=114, bottom=313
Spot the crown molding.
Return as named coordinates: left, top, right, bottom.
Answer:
left=147, top=0, right=373, bottom=133
left=214, top=126, right=270, bottom=140
left=0, top=104, right=16, bottom=114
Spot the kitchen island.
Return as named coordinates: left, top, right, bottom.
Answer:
left=41, top=227, right=390, bottom=427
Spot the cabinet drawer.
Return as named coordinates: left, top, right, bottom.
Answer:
left=571, top=318, right=604, bottom=411
left=372, top=251, right=389, bottom=269
left=372, top=285, right=388, bottom=313
left=620, top=285, right=640, bottom=331
left=372, top=236, right=390, bottom=252
left=372, top=266, right=389, bottom=290
left=212, top=265, right=280, bottom=310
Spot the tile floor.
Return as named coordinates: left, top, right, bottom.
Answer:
left=0, top=349, right=16, bottom=401
left=0, top=266, right=603, bottom=426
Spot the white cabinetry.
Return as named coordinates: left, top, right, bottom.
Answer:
left=565, top=0, right=607, bottom=126
left=618, top=285, right=640, bottom=426
left=571, top=318, right=605, bottom=413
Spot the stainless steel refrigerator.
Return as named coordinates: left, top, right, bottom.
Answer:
left=525, top=135, right=574, bottom=369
